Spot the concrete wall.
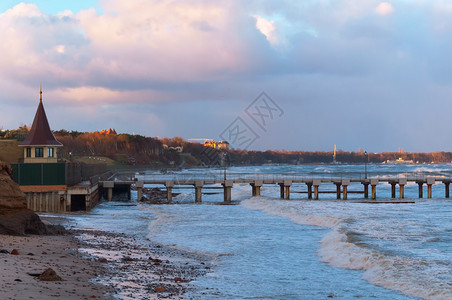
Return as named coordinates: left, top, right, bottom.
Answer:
left=25, top=183, right=101, bottom=212
left=26, top=191, right=66, bottom=212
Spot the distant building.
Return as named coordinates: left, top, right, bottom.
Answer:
left=96, top=128, right=117, bottom=135
left=203, top=139, right=216, bottom=148
left=19, top=86, right=62, bottom=163
left=204, top=139, right=230, bottom=150
left=217, top=140, right=230, bottom=150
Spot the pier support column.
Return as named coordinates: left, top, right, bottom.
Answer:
left=103, top=181, right=115, bottom=201
left=390, top=182, right=397, bottom=198
left=285, top=185, right=290, bottom=200
left=427, top=184, right=432, bottom=198
left=342, top=179, right=350, bottom=200
left=427, top=178, right=435, bottom=199
left=223, top=180, right=233, bottom=203
left=165, top=181, right=174, bottom=203
left=313, top=180, right=321, bottom=200
left=137, top=188, right=142, bottom=201
left=194, top=181, right=203, bottom=204
left=306, top=183, right=313, bottom=200
left=445, top=182, right=450, bottom=198
left=251, top=181, right=263, bottom=197
left=399, top=179, right=407, bottom=199
left=370, top=179, right=378, bottom=200
left=363, top=183, right=369, bottom=199
left=279, top=184, right=285, bottom=199
left=417, top=182, right=424, bottom=198
left=399, top=185, right=405, bottom=199
left=136, top=181, right=144, bottom=201
left=335, top=183, right=341, bottom=199
left=279, top=180, right=292, bottom=200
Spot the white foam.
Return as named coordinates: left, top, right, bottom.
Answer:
left=241, top=197, right=452, bottom=300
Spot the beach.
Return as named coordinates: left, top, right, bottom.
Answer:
left=0, top=220, right=211, bottom=299
left=0, top=233, right=114, bottom=300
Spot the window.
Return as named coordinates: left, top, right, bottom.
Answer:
left=48, top=147, right=54, bottom=158
left=26, top=147, right=31, bottom=158
left=35, top=147, right=43, bottom=158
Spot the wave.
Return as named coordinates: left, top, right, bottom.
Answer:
left=241, top=198, right=452, bottom=300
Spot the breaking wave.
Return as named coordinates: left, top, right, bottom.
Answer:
left=241, top=197, right=452, bottom=300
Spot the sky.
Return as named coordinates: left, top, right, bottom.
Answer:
left=1, top=1, right=452, bottom=152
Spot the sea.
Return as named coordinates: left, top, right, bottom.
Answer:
left=56, top=164, right=451, bottom=300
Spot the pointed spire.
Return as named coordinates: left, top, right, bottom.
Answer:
left=20, top=86, right=63, bottom=147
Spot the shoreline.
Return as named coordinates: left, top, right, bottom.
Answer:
left=72, top=228, right=212, bottom=299
left=0, top=213, right=213, bottom=300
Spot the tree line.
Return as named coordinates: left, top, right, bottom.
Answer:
left=2, top=128, right=452, bottom=166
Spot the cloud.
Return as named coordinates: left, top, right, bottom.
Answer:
left=4, top=0, right=452, bottom=151
left=253, top=15, right=278, bottom=45
left=375, top=2, right=394, bottom=16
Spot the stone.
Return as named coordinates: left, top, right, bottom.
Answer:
left=154, top=287, right=165, bottom=293
left=0, top=162, right=27, bottom=209
left=0, top=208, right=47, bottom=235
left=38, top=268, right=63, bottom=281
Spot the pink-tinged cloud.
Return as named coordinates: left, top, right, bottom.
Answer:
left=0, top=0, right=278, bottom=106
left=78, top=0, right=256, bottom=82
left=253, top=15, right=278, bottom=45
left=375, top=2, right=394, bottom=16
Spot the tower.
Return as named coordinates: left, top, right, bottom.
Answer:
left=19, top=86, right=62, bottom=163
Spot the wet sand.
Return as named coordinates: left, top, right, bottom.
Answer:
left=0, top=233, right=115, bottom=299
left=73, top=228, right=212, bottom=299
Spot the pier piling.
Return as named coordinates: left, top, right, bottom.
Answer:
left=223, top=180, right=233, bottom=203
left=390, top=182, right=397, bottom=198
left=251, top=181, right=263, bottom=197
left=103, top=181, right=114, bottom=201
left=362, top=182, right=369, bottom=199
left=194, top=181, right=203, bottom=203
left=313, top=180, right=321, bottom=200
left=165, top=181, right=174, bottom=203
left=399, top=179, right=407, bottom=199
left=306, top=182, right=313, bottom=199
left=342, top=179, right=350, bottom=200
left=370, top=179, right=378, bottom=200
left=417, top=181, right=424, bottom=198
left=136, top=181, right=144, bottom=201
left=335, top=183, right=341, bottom=199
left=444, top=181, right=450, bottom=198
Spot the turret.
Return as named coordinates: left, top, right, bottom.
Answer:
left=19, top=86, right=62, bottom=163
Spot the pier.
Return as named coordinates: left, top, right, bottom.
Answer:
left=102, top=172, right=452, bottom=203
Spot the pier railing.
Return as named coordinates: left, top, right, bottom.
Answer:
left=130, top=172, right=451, bottom=183
left=101, top=170, right=452, bottom=203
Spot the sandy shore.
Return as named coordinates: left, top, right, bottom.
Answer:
left=72, top=228, right=212, bottom=299
left=0, top=222, right=212, bottom=299
left=0, top=233, right=115, bottom=300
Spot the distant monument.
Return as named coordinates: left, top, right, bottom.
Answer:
left=19, top=86, right=62, bottom=163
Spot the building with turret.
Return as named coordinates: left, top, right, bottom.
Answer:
left=11, top=87, right=107, bottom=212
